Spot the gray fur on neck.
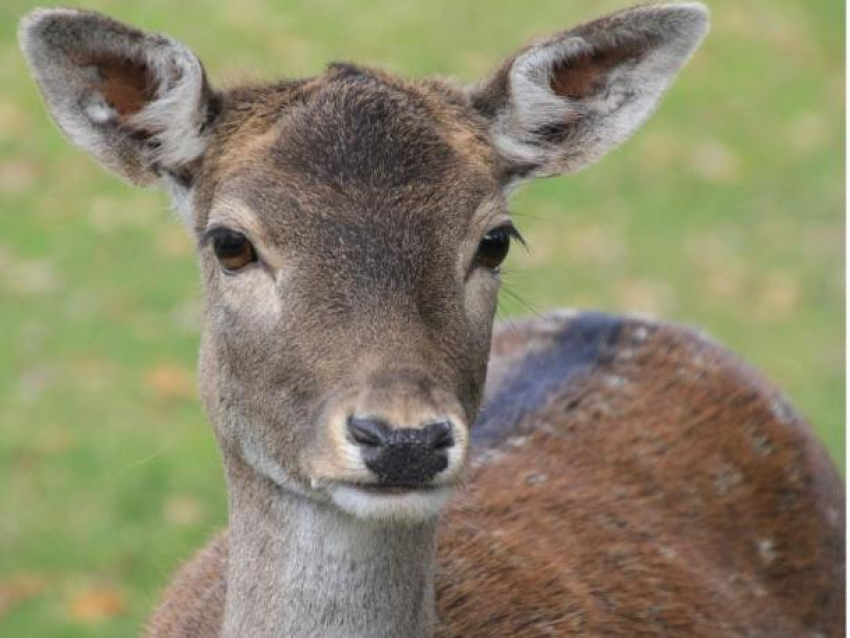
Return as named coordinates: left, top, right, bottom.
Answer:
left=223, top=457, right=438, bottom=638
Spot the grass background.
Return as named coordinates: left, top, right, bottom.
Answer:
left=0, top=0, right=843, bottom=634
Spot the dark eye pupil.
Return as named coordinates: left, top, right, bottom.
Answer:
left=212, top=230, right=257, bottom=271
left=476, top=228, right=511, bottom=270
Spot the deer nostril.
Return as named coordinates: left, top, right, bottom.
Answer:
left=427, top=421, right=455, bottom=451
left=347, top=417, right=388, bottom=448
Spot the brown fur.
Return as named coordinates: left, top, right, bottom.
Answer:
left=146, top=312, right=844, bottom=637
left=71, top=52, right=158, bottom=117
left=550, top=44, right=646, bottom=99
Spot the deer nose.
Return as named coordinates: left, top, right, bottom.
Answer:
left=347, top=416, right=454, bottom=486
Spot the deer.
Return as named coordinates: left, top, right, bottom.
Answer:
left=19, top=2, right=844, bottom=636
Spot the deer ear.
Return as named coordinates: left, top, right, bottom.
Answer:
left=470, top=3, right=709, bottom=184
left=18, top=9, right=219, bottom=191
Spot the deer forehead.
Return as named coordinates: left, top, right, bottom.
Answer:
left=193, top=66, right=501, bottom=229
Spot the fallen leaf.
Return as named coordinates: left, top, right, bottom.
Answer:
left=0, top=573, right=48, bottom=616
left=145, top=363, right=196, bottom=402
left=67, top=586, right=126, bottom=623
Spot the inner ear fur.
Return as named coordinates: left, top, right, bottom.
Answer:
left=549, top=40, right=648, bottom=100
left=84, top=53, right=158, bottom=118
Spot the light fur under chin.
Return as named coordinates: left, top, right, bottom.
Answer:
left=329, top=484, right=455, bottom=522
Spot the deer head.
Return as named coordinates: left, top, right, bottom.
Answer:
left=19, top=3, right=708, bottom=523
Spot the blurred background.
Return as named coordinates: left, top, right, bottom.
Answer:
left=0, top=0, right=843, bottom=634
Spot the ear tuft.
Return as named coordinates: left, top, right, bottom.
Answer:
left=471, top=3, right=709, bottom=183
left=19, top=8, right=218, bottom=186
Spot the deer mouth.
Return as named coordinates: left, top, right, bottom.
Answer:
left=328, top=480, right=457, bottom=521
left=342, top=481, right=443, bottom=495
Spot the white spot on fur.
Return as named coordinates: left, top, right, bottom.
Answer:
left=603, top=374, right=627, bottom=389
left=83, top=95, right=118, bottom=123
left=659, top=545, right=678, bottom=560
left=525, top=472, right=548, bottom=486
left=751, top=433, right=774, bottom=457
left=507, top=435, right=529, bottom=448
left=757, top=538, right=776, bottom=566
left=470, top=446, right=507, bottom=469
left=713, top=465, right=743, bottom=495
left=769, top=396, right=797, bottom=425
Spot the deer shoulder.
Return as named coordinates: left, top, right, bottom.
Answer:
left=438, top=311, right=844, bottom=637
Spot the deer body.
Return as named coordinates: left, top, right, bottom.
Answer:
left=147, top=312, right=844, bottom=637
left=19, top=4, right=844, bottom=637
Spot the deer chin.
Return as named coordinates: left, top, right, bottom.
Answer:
left=328, top=482, right=456, bottom=523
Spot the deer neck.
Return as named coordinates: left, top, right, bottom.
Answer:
left=222, top=457, right=438, bottom=638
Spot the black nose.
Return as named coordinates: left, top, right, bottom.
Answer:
left=347, top=417, right=454, bottom=486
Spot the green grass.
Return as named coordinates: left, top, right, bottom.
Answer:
left=0, top=0, right=843, bottom=634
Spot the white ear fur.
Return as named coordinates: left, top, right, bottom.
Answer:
left=125, top=41, right=211, bottom=169
left=18, top=8, right=216, bottom=195
left=475, top=3, right=709, bottom=182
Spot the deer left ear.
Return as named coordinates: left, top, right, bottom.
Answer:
left=470, top=3, right=709, bottom=184
left=18, top=9, right=219, bottom=197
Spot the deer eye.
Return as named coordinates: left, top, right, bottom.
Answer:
left=209, top=229, right=258, bottom=272
left=475, top=224, right=521, bottom=272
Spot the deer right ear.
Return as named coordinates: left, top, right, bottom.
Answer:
left=470, top=3, right=709, bottom=185
left=18, top=9, right=219, bottom=193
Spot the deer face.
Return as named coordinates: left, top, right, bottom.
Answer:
left=20, top=4, right=707, bottom=521
left=194, top=70, right=507, bottom=520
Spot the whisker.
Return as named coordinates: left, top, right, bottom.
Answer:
left=498, top=277, right=541, bottom=319
left=509, top=209, right=546, bottom=223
